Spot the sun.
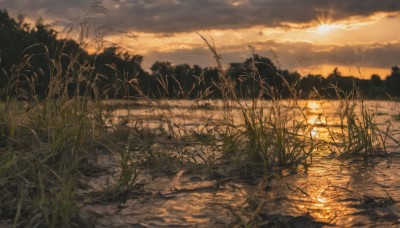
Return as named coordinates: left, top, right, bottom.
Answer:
left=313, top=7, right=338, bottom=34
left=316, top=23, right=337, bottom=34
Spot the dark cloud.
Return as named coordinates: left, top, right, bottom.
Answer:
left=2, top=0, right=88, bottom=17
left=2, top=0, right=400, bottom=33
left=270, top=41, right=400, bottom=72
left=280, top=41, right=400, bottom=70
left=143, top=41, right=400, bottom=75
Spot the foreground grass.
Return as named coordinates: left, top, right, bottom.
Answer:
left=0, top=45, right=140, bottom=226
left=1, top=99, right=93, bottom=226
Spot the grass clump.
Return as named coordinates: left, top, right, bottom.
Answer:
left=327, top=86, right=394, bottom=159
left=198, top=35, right=317, bottom=177
left=0, top=100, right=95, bottom=227
left=220, top=97, right=316, bottom=177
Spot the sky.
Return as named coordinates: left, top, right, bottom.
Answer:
left=2, top=0, right=400, bottom=78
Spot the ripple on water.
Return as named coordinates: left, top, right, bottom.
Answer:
left=87, top=100, right=400, bottom=227
left=252, top=154, right=400, bottom=227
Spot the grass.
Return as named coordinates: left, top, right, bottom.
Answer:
left=326, top=86, right=395, bottom=159
left=0, top=42, right=142, bottom=226
left=199, top=35, right=318, bottom=177
left=0, top=99, right=94, bottom=227
left=219, top=100, right=316, bottom=177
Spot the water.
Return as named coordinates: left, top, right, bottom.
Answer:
left=256, top=156, right=400, bottom=227
left=86, top=100, right=400, bottom=227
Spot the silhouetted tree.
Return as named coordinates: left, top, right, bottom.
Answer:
left=385, top=66, right=400, bottom=97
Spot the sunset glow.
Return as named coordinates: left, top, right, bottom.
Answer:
left=2, top=0, right=399, bottom=78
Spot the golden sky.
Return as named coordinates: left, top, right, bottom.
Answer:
left=2, top=0, right=400, bottom=78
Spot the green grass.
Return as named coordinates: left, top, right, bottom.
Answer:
left=217, top=96, right=317, bottom=177
left=0, top=43, right=142, bottom=227
left=0, top=99, right=96, bottom=227
left=326, top=86, right=394, bottom=159
left=198, top=35, right=318, bottom=176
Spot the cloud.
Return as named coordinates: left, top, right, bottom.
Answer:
left=281, top=41, right=400, bottom=69
left=142, top=41, right=400, bottom=75
left=2, top=0, right=400, bottom=33
left=264, top=41, right=400, bottom=72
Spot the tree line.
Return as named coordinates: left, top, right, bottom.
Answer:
left=1, top=9, right=399, bottom=100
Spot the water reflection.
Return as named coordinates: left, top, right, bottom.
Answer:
left=92, top=99, right=400, bottom=227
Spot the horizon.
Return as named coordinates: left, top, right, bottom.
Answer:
left=2, top=0, right=400, bottom=79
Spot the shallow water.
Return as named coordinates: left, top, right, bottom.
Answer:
left=255, top=155, right=400, bottom=227
left=87, top=171, right=247, bottom=227
left=87, top=100, right=400, bottom=227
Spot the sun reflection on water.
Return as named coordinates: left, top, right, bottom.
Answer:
left=307, top=100, right=322, bottom=111
left=304, top=101, right=331, bottom=141
left=310, top=128, right=318, bottom=138
left=316, top=196, right=328, bottom=203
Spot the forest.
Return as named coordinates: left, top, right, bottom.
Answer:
left=1, top=9, right=400, bottom=100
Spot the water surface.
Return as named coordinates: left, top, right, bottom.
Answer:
left=87, top=100, right=400, bottom=227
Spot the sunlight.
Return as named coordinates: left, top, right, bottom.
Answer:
left=315, top=23, right=337, bottom=34
left=316, top=196, right=328, bottom=203
left=305, top=101, right=326, bottom=140
left=313, top=7, right=339, bottom=35
left=310, top=128, right=318, bottom=139
left=295, top=64, right=391, bottom=79
left=307, top=101, right=321, bottom=111
left=230, top=0, right=247, bottom=7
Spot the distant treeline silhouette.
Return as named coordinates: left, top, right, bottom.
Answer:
left=1, top=9, right=399, bottom=100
